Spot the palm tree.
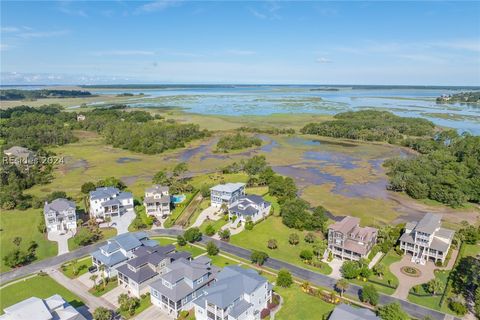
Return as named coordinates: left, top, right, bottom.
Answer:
left=99, top=265, right=107, bottom=289
left=336, top=279, right=349, bottom=297
left=427, top=278, right=443, bottom=295
left=71, top=259, right=78, bottom=276
left=90, top=274, right=98, bottom=288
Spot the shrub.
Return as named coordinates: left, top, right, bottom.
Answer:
left=218, top=229, right=231, bottom=241
left=267, top=239, right=278, bottom=250
left=251, top=250, right=269, bottom=266
left=300, top=249, right=313, bottom=261
left=289, top=233, right=300, bottom=245
left=245, top=221, right=254, bottom=230
left=449, top=300, right=467, bottom=315
left=177, top=235, right=186, bottom=246
left=304, top=232, right=316, bottom=243
left=205, top=224, right=215, bottom=236
left=207, top=241, right=219, bottom=256
left=277, top=269, right=293, bottom=288
left=360, top=284, right=379, bottom=306
left=184, top=227, right=202, bottom=243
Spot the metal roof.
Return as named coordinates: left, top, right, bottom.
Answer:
left=210, top=183, right=245, bottom=193
left=329, top=303, right=379, bottom=320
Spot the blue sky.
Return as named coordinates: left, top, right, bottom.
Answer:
left=1, top=1, right=479, bottom=85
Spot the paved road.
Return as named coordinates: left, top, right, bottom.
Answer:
left=0, top=229, right=457, bottom=320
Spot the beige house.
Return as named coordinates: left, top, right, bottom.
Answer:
left=327, top=216, right=377, bottom=261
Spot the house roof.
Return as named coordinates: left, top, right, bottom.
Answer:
left=144, top=195, right=170, bottom=204
left=127, top=245, right=176, bottom=268
left=229, top=299, right=253, bottom=318
left=44, top=198, right=76, bottom=214
left=210, top=183, right=245, bottom=193
left=149, top=258, right=216, bottom=301
left=146, top=185, right=169, bottom=194
left=92, top=250, right=127, bottom=267
left=89, top=187, right=120, bottom=200
left=117, top=264, right=158, bottom=284
left=3, top=146, right=35, bottom=158
left=198, top=266, right=268, bottom=309
left=329, top=216, right=361, bottom=234
left=229, top=195, right=270, bottom=216
left=101, top=198, right=121, bottom=207
left=93, top=232, right=150, bottom=267
left=329, top=303, right=379, bottom=320
left=416, top=213, right=441, bottom=234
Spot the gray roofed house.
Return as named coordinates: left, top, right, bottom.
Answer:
left=89, top=187, right=133, bottom=219
left=3, top=146, right=36, bottom=167
left=117, top=244, right=193, bottom=297
left=0, top=294, right=86, bottom=320
left=400, top=213, right=455, bottom=265
left=150, top=257, right=218, bottom=317
left=193, top=266, right=273, bottom=320
left=144, top=185, right=171, bottom=218
left=329, top=303, right=379, bottom=320
left=91, top=231, right=153, bottom=277
left=327, top=216, right=378, bottom=261
left=228, top=194, right=271, bottom=223
left=210, top=183, right=245, bottom=208
left=43, top=198, right=77, bottom=233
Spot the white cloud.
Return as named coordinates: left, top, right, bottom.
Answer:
left=17, top=30, right=69, bottom=39
left=135, top=0, right=181, bottom=14
left=316, top=57, right=332, bottom=63
left=226, top=49, right=256, bottom=56
left=91, top=50, right=156, bottom=56
left=248, top=2, right=282, bottom=20
left=0, top=44, right=11, bottom=51
left=1, top=27, right=20, bottom=33
left=59, top=7, right=88, bottom=17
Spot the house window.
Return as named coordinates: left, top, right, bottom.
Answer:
left=196, top=277, right=204, bottom=284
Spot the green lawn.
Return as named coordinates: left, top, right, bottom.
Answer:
left=151, top=236, right=178, bottom=246
left=209, top=254, right=243, bottom=268
left=199, top=217, right=229, bottom=235
left=463, top=243, right=480, bottom=257
left=274, top=284, right=335, bottom=320
left=407, top=269, right=451, bottom=314
left=230, top=215, right=331, bottom=275
left=0, top=275, right=84, bottom=312
left=89, top=278, right=119, bottom=297
left=60, top=256, right=92, bottom=279
left=68, top=227, right=117, bottom=251
left=176, top=244, right=206, bottom=258
left=0, top=208, right=58, bottom=273
left=119, top=294, right=152, bottom=319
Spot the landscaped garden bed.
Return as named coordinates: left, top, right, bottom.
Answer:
left=400, top=266, right=421, bottom=277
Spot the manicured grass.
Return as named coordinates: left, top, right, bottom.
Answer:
left=209, top=254, right=242, bottom=268
left=407, top=269, right=452, bottom=314
left=0, top=208, right=58, bottom=273
left=199, top=217, right=229, bottom=235
left=151, top=236, right=178, bottom=246
left=230, top=216, right=332, bottom=275
left=246, top=186, right=269, bottom=196
left=274, top=284, right=335, bottom=320
left=119, top=294, right=152, bottom=319
left=463, top=243, right=480, bottom=257
left=68, top=227, right=117, bottom=251
left=60, top=256, right=92, bottom=279
left=0, top=275, right=84, bottom=312
left=89, top=278, right=119, bottom=297
left=176, top=244, right=206, bottom=258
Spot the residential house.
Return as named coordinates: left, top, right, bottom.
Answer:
left=89, top=187, right=133, bottom=219
left=329, top=303, right=379, bottom=320
left=327, top=216, right=378, bottom=261
left=0, top=294, right=86, bottom=320
left=44, top=198, right=77, bottom=233
left=117, top=244, right=192, bottom=297
left=210, top=183, right=245, bottom=208
left=76, top=114, right=86, bottom=121
left=399, top=213, right=455, bottom=265
left=150, top=257, right=218, bottom=317
left=144, top=185, right=171, bottom=217
left=3, top=146, right=36, bottom=167
left=91, top=231, right=157, bottom=277
left=194, top=265, right=273, bottom=320
left=228, top=195, right=271, bottom=223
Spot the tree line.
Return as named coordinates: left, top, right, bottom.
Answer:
left=385, top=130, right=480, bottom=207
left=0, top=89, right=93, bottom=101
left=215, top=133, right=262, bottom=153
left=300, top=110, right=435, bottom=143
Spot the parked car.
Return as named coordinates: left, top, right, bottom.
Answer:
left=88, top=265, right=98, bottom=273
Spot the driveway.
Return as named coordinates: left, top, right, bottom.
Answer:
left=101, top=209, right=136, bottom=234
left=190, top=206, right=220, bottom=228
left=390, top=255, right=437, bottom=299
left=77, top=269, right=99, bottom=288
left=102, top=285, right=126, bottom=307
left=326, top=258, right=343, bottom=280
left=133, top=305, right=174, bottom=320
left=48, top=230, right=76, bottom=255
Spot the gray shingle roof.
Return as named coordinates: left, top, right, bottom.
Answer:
left=210, top=183, right=245, bottom=193
left=229, top=299, right=253, bottom=318
left=198, top=266, right=267, bottom=309
left=92, top=250, right=127, bottom=267
left=229, top=195, right=270, bottom=217
left=416, top=213, right=441, bottom=234
left=146, top=185, right=169, bottom=194
left=89, top=187, right=120, bottom=200
left=329, top=303, right=379, bottom=320
left=117, top=264, right=158, bottom=284
left=44, top=198, right=76, bottom=214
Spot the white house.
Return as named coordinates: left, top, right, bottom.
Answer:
left=193, top=266, right=273, bottom=320
left=210, top=183, right=245, bottom=208
left=399, top=213, right=455, bottom=265
left=43, top=199, right=77, bottom=233
left=89, top=186, right=133, bottom=219
left=144, top=185, right=171, bottom=217
left=0, top=294, right=86, bottom=320
left=228, top=195, right=271, bottom=223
